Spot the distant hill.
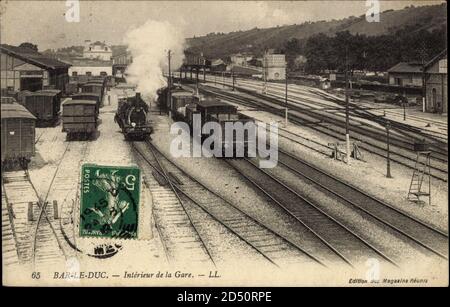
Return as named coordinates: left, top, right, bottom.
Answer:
left=186, top=3, right=447, bottom=58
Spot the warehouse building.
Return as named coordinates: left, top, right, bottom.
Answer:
left=0, top=44, right=71, bottom=93
left=387, top=62, right=423, bottom=87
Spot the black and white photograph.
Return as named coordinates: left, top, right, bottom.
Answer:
left=0, top=0, right=448, bottom=288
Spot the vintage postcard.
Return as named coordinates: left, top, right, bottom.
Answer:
left=1, top=0, right=448, bottom=289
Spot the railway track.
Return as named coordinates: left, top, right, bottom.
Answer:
left=210, top=76, right=448, bottom=146
left=2, top=181, right=21, bottom=266
left=194, top=84, right=448, bottom=181
left=2, top=167, right=66, bottom=267
left=277, top=149, right=448, bottom=260
left=2, top=140, right=89, bottom=268
left=225, top=157, right=399, bottom=268
left=198, top=77, right=449, bottom=158
left=132, top=141, right=328, bottom=268
left=132, top=141, right=216, bottom=267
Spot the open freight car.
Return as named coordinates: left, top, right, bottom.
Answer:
left=61, top=99, right=98, bottom=140
left=1, top=102, right=36, bottom=169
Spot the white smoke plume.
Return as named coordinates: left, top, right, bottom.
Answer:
left=124, top=20, right=185, bottom=101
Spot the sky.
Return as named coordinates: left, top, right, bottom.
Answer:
left=0, top=0, right=445, bottom=50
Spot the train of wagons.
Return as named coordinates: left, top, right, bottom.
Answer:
left=157, top=84, right=255, bottom=156
left=1, top=76, right=109, bottom=169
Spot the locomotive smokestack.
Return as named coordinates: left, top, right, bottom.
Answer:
left=135, top=92, right=141, bottom=101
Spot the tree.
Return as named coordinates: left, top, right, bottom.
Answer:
left=19, top=42, right=38, bottom=51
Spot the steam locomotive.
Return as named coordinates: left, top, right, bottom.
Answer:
left=114, top=92, right=153, bottom=140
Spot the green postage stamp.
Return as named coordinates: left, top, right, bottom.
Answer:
left=80, top=164, right=141, bottom=239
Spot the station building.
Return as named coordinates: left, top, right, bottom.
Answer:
left=68, top=58, right=112, bottom=77
left=0, top=44, right=71, bottom=93
left=83, top=40, right=112, bottom=61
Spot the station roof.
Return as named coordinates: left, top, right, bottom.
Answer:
left=424, top=49, right=447, bottom=71
left=0, top=44, right=71, bottom=70
left=1, top=102, right=36, bottom=120
left=62, top=99, right=97, bottom=106
left=67, top=58, right=112, bottom=67
left=387, top=62, right=423, bottom=74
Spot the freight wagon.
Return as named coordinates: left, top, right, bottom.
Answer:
left=185, top=97, right=256, bottom=156
left=21, top=90, right=61, bottom=126
left=61, top=99, right=98, bottom=140
left=156, top=85, right=194, bottom=114
left=1, top=102, right=36, bottom=169
left=66, top=81, right=80, bottom=96
left=71, top=93, right=101, bottom=114
left=81, top=82, right=105, bottom=107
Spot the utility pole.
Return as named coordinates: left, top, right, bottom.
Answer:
left=232, top=71, right=235, bottom=91
left=386, top=120, right=392, bottom=178
left=345, top=46, right=351, bottom=164
left=403, top=90, right=406, bottom=121
left=403, top=103, right=406, bottom=121
left=167, top=49, right=172, bottom=117
left=420, top=40, right=427, bottom=113
left=285, top=65, right=288, bottom=126
left=262, top=50, right=267, bottom=94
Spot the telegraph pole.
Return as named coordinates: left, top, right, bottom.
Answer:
left=262, top=50, right=267, bottom=94
left=345, top=46, right=351, bottom=164
left=386, top=120, right=392, bottom=178
left=232, top=71, right=235, bottom=91
left=285, top=66, right=288, bottom=126
left=167, top=49, right=172, bottom=117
